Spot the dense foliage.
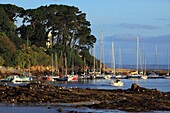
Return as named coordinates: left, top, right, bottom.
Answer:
left=0, top=4, right=96, bottom=73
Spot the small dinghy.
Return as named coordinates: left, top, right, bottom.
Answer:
left=110, top=79, right=124, bottom=87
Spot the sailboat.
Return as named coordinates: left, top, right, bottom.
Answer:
left=140, top=47, right=148, bottom=79
left=79, top=57, right=93, bottom=79
left=66, top=53, right=78, bottom=81
left=105, top=42, right=115, bottom=79
left=54, top=53, right=78, bottom=81
left=111, top=41, right=116, bottom=78
left=147, top=45, right=163, bottom=79
left=95, top=31, right=105, bottom=79
left=164, top=50, right=170, bottom=79
left=127, top=37, right=141, bottom=79
left=88, top=44, right=96, bottom=78
left=141, top=58, right=148, bottom=79
left=105, top=41, right=115, bottom=79
left=115, top=47, right=127, bottom=79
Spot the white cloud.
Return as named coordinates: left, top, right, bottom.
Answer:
left=157, top=18, right=170, bottom=21
left=116, top=23, right=160, bottom=30
left=105, top=34, right=170, bottom=44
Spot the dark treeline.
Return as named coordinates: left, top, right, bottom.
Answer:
left=0, top=4, right=98, bottom=73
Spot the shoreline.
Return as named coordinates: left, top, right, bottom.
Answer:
left=0, top=82, right=170, bottom=112
left=0, top=66, right=169, bottom=78
left=105, top=68, right=169, bottom=75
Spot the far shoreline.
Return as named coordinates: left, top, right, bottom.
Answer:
left=0, top=66, right=169, bottom=78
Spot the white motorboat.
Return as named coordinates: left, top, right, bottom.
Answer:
left=0, top=75, right=15, bottom=82
left=110, top=79, right=124, bottom=87
left=11, top=75, right=32, bottom=83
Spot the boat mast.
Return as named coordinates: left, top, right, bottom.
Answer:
left=136, top=36, right=139, bottom=74
left=93, top=45, right=96, bottom=73
left=141, top=46, right=145, bottom=75
left=51, top=53, right=54, bottom=76
left=143, top=47, right=146, bottom=75
left=112, top=41, right=115, bottom=75
left=144, top=58, right=146, bottom=75
left=64, top=53, right=67, bottom=75
left=100, top=31, right=103, bottom=74
left=155, top=44, right=158, bottom=70
left=168, top=50, right=169, bottom=75
left=48, top=31, right=53, bottom=76
left=84, top=57, right=86, bottom=74
left=119, top=47, right=122, bottom=73
left=71, top=50, right=74, bottom=75
left=55, top=52, right=59, bottom=75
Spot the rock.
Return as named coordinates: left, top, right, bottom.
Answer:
left=68, top=110, right=78, bottom=113
left=0, top=86, right=6, bottom=91
left=57, top=108, right=63, bottom=112
left=131, top=83, right=140, bottom=91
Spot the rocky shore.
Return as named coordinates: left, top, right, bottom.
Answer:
left=0, top=82, right=170, bottom=112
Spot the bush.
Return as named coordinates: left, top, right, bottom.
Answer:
left=0, top=56, right=5, bottom=66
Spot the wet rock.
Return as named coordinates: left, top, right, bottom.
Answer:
left=57, top=108, right=63, bottom=112
left=0, top=86, right=6, bottom=91
left=131, top=83, right=140, bottom=91
left=0, top=93, right=7, bottom=99
left=68, top=110, right=78, bottom=113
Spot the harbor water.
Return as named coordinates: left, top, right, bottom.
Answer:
left=0, top=105, right=169, bottom=113
left=53, top=78, right=170, bottom=92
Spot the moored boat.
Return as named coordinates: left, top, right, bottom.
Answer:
left=104, top=74, right=112, bottom=79
left=164, top=75, right=170, bottom=79
left=163, top=73, right=170, bottom=79
left=38, top=75, right=51, bottom=81
left=115, top=74, right=127, bottom=79
left=147, top=72, right=163, bottom=79
left=141, top=75, right=148, bottom=79
left=110, top=79, right=124, bottom=87
left=67, top=75, right=78, bottom=81
left=127, top=74, right=141, bottom=79
left=95, top=74, right=105, bottom=79
left=11, top=75, right=32, bottom=83
left=0, top=75, right=15, bottom=82
left=79, top=74, right=94, bottom=80
left=55, top=77, right=68, bottom=81
left=49, top=75, right=60, bottom=81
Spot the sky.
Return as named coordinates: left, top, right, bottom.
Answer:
left=1, top=0, right=170, bottom=65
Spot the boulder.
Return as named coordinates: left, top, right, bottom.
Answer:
left=131, top=83, right=140, bottom=91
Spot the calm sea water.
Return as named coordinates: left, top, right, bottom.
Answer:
left=54, top=78, right=170, bottom=92
left=0, top=105, right=123, bottom=113
left=0, top=103, right=169, bottom=113
left=1, top=79, right=170, bottom=113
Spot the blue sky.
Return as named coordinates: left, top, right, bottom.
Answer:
left=1, top=0, right=170, bottom=65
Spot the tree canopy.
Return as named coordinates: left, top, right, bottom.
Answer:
left=0, top=4, right=97, bottom=73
